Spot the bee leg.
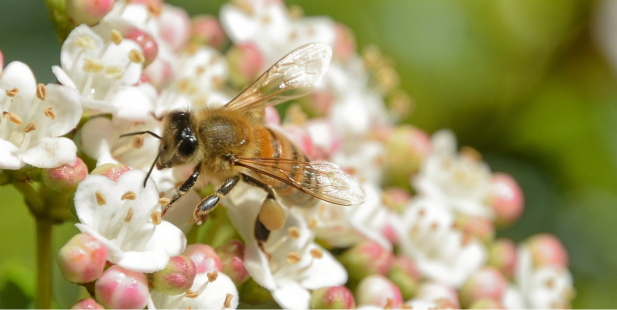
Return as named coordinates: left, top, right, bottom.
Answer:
left=161, top=167, right=200, bottom=217
left=241, top=174, right=287, bottom=241
left=192, top=175, right=241, bottom=225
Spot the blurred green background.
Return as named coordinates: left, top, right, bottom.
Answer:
left=1, top=0, right=617, bottom=308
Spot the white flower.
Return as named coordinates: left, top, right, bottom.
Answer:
left=395, top=196, right=486, bottom=287
left=74, top=169, right=186, bottom=273
left=413, top=130, right=493, bottom=218
left=52, top=25, right=152, bottom=118
left=221, top=0, right=335, bottom=66
left=301, top=182, right=391, bottom=251
left=150, top=272, right=239, bottom=309
left=511, top=243, right=575, bottom=309
left=0, top=61, right=82, bottom=169
left=226, top=184, right=347, bottom=309
left=331, top=141, right=385, bottom=183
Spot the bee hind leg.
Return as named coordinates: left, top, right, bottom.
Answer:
left=191, top=175, right=241, bottom=225
left=162, top=167, right=201, bottom=217
left=241, top=174, right=287, bottom=242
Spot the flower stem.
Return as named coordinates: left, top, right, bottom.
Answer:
left=36, top=220, right=53, bottom=309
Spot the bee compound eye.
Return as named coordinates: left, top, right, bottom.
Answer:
left=178, top=135, right=198, bottom=156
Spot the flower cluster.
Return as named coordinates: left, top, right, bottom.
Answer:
left=0, top=0, right=575, bottom=309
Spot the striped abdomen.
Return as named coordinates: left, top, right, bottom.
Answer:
left=254, top=126, right=317, bottom=207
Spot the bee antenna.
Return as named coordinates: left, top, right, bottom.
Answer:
left=144, top=150, right=162, bottom=188
left=120, top=131, right=162, bottom=140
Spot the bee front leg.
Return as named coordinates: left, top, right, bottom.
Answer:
left=192, top=175, right=241, bottom=225
left=161, top=167, right=201, bottom=217
left=241, top=174, right=287, bottom=244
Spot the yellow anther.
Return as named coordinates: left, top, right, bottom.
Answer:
left=128, top=49, right=145, bottom=64
left=44, top=107, right=56, bottom=119
left=207, top=271, right=218, bottom=282
left=286, top=252, right=301, bottom=264
left=158, top=197, right=171, bottom=206
left=95, top=191, right=106, bottom=205
left=75, top=36, right=95, bottom=49
left=36, top=84, right=46, bottom=100
left=22, top=122, right=36, bottom=133
left=224, top=294, right=233, bottom=309
left=121, top=191, right=136, bottom=200
left=111, top=29, right=123, bottom=45
left=288, top=227, right=300, bottom=240
left=151, top=211, right=162, bottom=225
left=124, top=207, right=134, bottom=222
left=83, top=58, right=105, bottom=73
left=3, top=111, right=23, bottom=126
left=105, top=66, right=124, bottom=79
left=132, top=136, right=144, bottom=149
left=310, top=248, right=323, bottom=259
left=6, top=88, right=19, bottom=97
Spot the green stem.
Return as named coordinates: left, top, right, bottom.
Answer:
left=36, top=220, right=53, bottom=309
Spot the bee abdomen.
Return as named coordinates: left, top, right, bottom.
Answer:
left=257, top=127, right=317, bottom=208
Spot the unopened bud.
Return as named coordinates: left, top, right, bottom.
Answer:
left=143, top=59, right=174, bottom=88
left=150, top=255, right=196, bottom=295
left=355, top=274, right=402, bottom=308
left=70, top=298, right=104, bottom=309
left=416, top=282, right=460, bottom=307
left=124, top=29, right=159, bottom=67
left=459, top=267, right=508, bottom=308
left=488, top=238, right=518, bottom=279
left=526, top=234, right=569, bottom=268
left=158, top=5, right=191, bottom=51
left=91, top=163, right=131, bottom=181
left=191, top=15, right=227, bottom=49
left=469, top=299, right=505, bottom=309
left=454, top=215, right=495, bottom=244
left=333, top=23, right=356, bottom=61
left=384, top=125, right=431, bottom=188
left=66, top=0, right=115, bottom=25
left=95, top=266, right=149, bottom=309
left=381, top=188, right=412, bottom=213
left=339, top=241, right=393, bottom=283
left=387, top=256, right=421, bottom=300
left=490, top=173, right=524, bottom=227
left=311, top=286, right=355, bottom=309
left=42, top=157, right=88, bottom=191
left=58, top=234, right=108, bottom=283
left=182, top=243, right=222, bottom=274
left=226, top=43, right=263, bottom=87
left=264, top=106, right=280, bottom=126
left=216, top=239, right=249, bottom=285
left=304, top=118, right=342, bottom=160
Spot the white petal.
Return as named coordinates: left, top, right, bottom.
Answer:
left=80, top=117, right=114, bottom=160
left=299, top=245, right=347, bottom=289
left=111, top=86, right=154, bottom=121
left=176, top=273, right=239, bottom=310
left=21, top=137, right=76, bottom=168
left=220, top=4, right=258, bottom=43
left=0, top=139, right=24, bottom=169
left=74, top=175, right=118, bottom=227
left=243, top=243, right=277, bottom=291
left=52, top=66, right=77, bottom=89
left=43, top=84, right=82, bottom=137
left=272, top=282, right=311, bottom=310
left=81, top=97, right=119, bottom=113
left=145, top=221, right=186, bottom=258
left=61, top=25, right=105, bottom=70
left=0, top=61, right=37, bottom=103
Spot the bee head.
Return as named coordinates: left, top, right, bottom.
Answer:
left=157, top=111, right=199, bottom=169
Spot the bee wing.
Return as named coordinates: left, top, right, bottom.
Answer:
left=234, top=157, right=366, bottom=206
left=224, top=43, right=332, bottom=112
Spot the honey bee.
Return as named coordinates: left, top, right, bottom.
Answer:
left=123, top=43, right=365, bottom=244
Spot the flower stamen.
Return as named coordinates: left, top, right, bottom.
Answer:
left=207, top=271, right=219, bottom=282
left=44, top=107, right=56, bottom=119
left=309, top=248, right=323, bottom=259
left=124, top=207, right=134, bottom=222
left=286, top=252, right=301, bottom=264
left=36, top=84, right=46, bottom=100
left=5, top=88, right=18, bottom=97
left=111, top=30, right=123, bottom=45
left=129, top=49, right=145, bottom=64
left=151, top=211, right=162, bottom=225
left=158, top=197, right=171, bottom=206
left=95, top=191, right=107, bottom=205
left=288, top=227, right=300, bottom=239
left=121, top=191, right=136, bottom=200
left=3, top=111, right=23, bottom=126
left=224, top=294, right=233, bottom=308
left=132, top=136, right=144, bottom=149
left=22, top=122, right=36, bottom=133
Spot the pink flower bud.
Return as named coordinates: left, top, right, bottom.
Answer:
left=488, top=238, right=518, bottom=279
left=469, top=299, right=505, bottom=309
left=333, top=23, right=356, bottom=61
left=150, top=255, right=196, bottom=295
left=304, top=119, right=342, bottom=160
left=416, top=282, right=459, bottom=307
left=0, top=50, right=4, bottom=74
left=387, top=256, right=420, bottom=300
left=144, top=58, right=174, bottom=89
left=158, top=6, right=191, bottom=51
left=42, top=157, right=88, bottom=191
left=124, top=29, right=159, bottom=67
left=95, top=266, right=149, bottom=309
left=182, top=244, right=222, bottom=274
left=527, top=234, right=569, bottom=268
left=382, top=224, right=398, bottom=244
left=355, top=275, right=402, bottom=308
left=454, top=215, right=495, bottom=244
left=381, top=188, right=412, bottom=213
left=130, top=0, right=162, bottom=6
left=310, top=91, right=334, bottom=115
left=490, top=173, right=524, bottom=227
left=70, top=298, right=104, bottom=309
left=264, top=106, right=280, bottom=126
left=90, top=163, right=130, bottom=182
left=216, top=240, right=249, bottom=285
left=339, top=240, right=393, bottom=283
left=311, top=286, right=356, bottom=309
left=58, top=234, right=108, bottom=284
left=191, top=15, right=227, bottom=49
left=459, top=267, right=508, bottom=308
left=227, top=43, right=264, bottom=87
left=384, top=125, right=431, bottom=187
left=282, top=124, right=314, bottom=158
left=66, top=0, right=114, bottom=26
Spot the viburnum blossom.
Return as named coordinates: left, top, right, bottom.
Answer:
left=0, top=61, right=82, bottom=169
left=226, top=184, right=347, bottom=309
left=413, top=130, right=494, bottom=218
left=74, top=169, right=186, bottom=272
